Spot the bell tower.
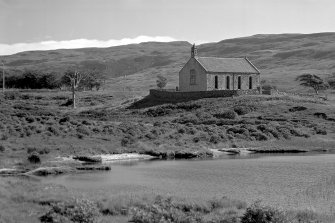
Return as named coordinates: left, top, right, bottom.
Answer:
left=191, top=44, right=198, bottom=58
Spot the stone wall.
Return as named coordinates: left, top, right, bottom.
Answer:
left=149, top=89, right=260, bottom=101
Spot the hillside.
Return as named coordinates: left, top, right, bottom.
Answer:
left=2, top=32, right=335, bottom=92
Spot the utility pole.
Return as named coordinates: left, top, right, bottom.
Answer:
left=1, top=59, right=5, bottom=93
left=103, top=60, right=108, bottom=91
left=123, top=74, right=126, bottom=92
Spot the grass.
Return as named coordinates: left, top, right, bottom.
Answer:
left=1, top=176, right=334, bottom=223
left=0, top=90, right=335, bottom=170
left=0, top=90, right=334, bottom=222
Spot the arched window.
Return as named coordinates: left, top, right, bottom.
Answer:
left=249, top=76, right=253, bottom=89
left=226, top=76, right=230, bottom=89
left=237, top=76, right=242, bottom=90
left=214, top=76, right=218, bottom=89
left=190, top=69, right=196, bottom=85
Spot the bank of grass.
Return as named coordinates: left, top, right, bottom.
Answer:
left=0, top=90, right=335, bottom=170
left=1, top=177, right=334, bottom=223
left=36, top=195, right=335, bottom=223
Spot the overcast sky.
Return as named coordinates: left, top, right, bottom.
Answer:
left=1, top=0, right=334, bottom=55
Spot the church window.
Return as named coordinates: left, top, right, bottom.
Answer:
left=190, top=69, right=196, bottom=85
left=238, top=76, right=242, bottom=89
left=226, top=76, right=230, bottom=89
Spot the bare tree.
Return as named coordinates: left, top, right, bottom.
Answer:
left=156, top=75, right=167, bottom=89
left=64, top=70, right=88, bottom=109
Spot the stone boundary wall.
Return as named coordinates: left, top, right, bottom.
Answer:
left=149, top=88, right=260, bottom=101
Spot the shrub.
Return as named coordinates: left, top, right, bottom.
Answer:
left=177, top=127, right=186, bottom=134
left=209, top=135, right=220, bottom=144
left=241, top=202, right=287, bottom=223
left=227, top=127, right=248, bottom=135
left=145, top=133, right=156, bottom=140
left=289, top=106, right=307, bottom=112
left=314, top=127, right=327, bottom=135
left=121, top=135, right=136, bottom=147
left=175, top=102, right=201, bottom=110
left=290, top=128, right=310, bottom=138
left=193, top=137, right=200, bottom=143
left=208, top=197, right=247, bottom=210
left=25, top=116, right=35, bottom=123
left=0, top=133, right=9, bottom=140
left=27, top=147, right=37, bottom=154
left=77, top=133, right=84, bottom=139
left=130, top=196, right=245, bottom=223
left=76, top=126, right=90, bottom=136
left=313, top=112, right=327, bottom=119
left=251, top=132, right=269, bottom=141
left=293, top=209, right=319, bottom=223
left=59, top=116, right=71, bottom=124
left=257, top=124, right=281, bottom=139
left=195, top=111, right=214, bottom=121
left=214, top=110, right=238, bottom=119
left=0, top=144, right=5, bottom=152
left=28, top=152, right=41, bottom=164
left=92, top=127, right=101, bottom=133
left=144, top=107, right=172, bottom=117
left=276, top=126, right=291, bottom=139
left=186, top=127, right=197, bottom=135
left=174, top=114, right=199, bottom=125
left=38, top=147, right=50, bottom=155
left=234, top=106, right=251, bottom=115
left=82, top=120, right=91, bottom=125
left=130, top=197, right=190, bottom=223
left=40, top=199, right=100, bottom=223
left=47, top=126, right=60, bottom=136
left=61, top=99, right=73, bottom=107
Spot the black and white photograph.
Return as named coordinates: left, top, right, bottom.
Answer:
left=1, top=0, right=335, bottom=222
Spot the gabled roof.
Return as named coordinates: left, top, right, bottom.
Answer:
left=195, top=57, right=260, bottom=74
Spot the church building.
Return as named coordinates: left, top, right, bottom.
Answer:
left=179, top=44, right=260, bottom=92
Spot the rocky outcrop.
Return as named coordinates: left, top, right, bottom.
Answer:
left=0, top=168, right=25, bottom=175
left=143, top=150, right=213, bottom=159
left=26, top=166, right=73, bottom=176
left=73, top=156, right=102, bottom=163
left=76, top=165, right=111, bottom=171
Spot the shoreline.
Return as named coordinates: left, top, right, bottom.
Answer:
left=0, top=148, right=332, bottom=177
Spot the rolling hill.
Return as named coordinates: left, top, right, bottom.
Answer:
left=2, top=32, right=335, bottom=92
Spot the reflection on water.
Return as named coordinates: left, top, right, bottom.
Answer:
left=43, top=153, right=335, bottom=213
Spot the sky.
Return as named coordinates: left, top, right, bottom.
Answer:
left=1, top=0, right=335, bottom=55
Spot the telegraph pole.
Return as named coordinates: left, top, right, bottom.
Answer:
left=123, top=74, right=126, bottom=92
left=1, top=59, right=5, bottom=93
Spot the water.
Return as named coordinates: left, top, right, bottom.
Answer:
left=43, top=153, right=335, bottom=213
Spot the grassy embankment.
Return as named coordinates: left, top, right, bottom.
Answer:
left=0, top=90, right=335, bottom=171
left=1, top=176, right=335, bottom=223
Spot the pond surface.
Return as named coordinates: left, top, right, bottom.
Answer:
left=43, top=153, right=335, bottom=213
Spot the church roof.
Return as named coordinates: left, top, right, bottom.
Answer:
left=195, top=57, right=260, bottom=74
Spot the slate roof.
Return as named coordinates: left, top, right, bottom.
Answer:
left=195, top=57, right=260, bottom=74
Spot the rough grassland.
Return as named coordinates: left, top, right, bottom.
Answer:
left=1, top=90, right=335, bottom=169
left=3, top=33, right=335, bottom=92
left=1, top=90, right=335, bottom=222
left=1, top=177, right=335, bottom=223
